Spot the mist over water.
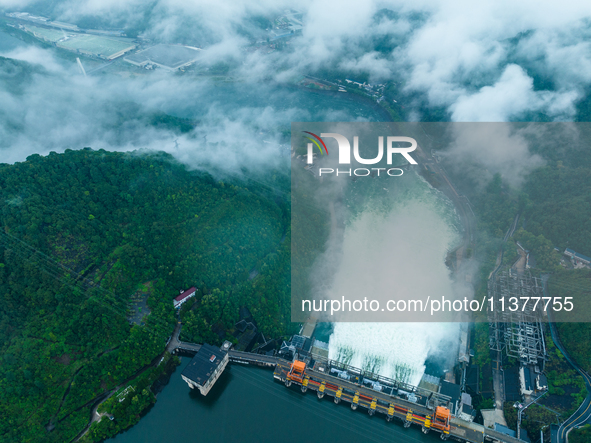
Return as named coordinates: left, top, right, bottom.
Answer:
left=0, top=27, right=385, bottom=172
left=327, top=171, right=462, bottom=386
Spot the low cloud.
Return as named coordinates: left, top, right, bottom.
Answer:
left=0, top=47, right=366, bottom=176
left=444, top=123, right=545, bottom=187
left=2, top=0, right=591, bottom=173
left=450, top=64, right=578, bottom=122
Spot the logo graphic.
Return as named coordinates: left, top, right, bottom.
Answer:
left=302, top=131, right=328, bottom=156
left=302, top=132, right=418, bottom=177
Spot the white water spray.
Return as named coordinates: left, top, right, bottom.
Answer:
left=327, top=172, right=462, bottom=386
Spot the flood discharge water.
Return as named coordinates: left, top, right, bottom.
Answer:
left=327, top=170, right=463, bottom=386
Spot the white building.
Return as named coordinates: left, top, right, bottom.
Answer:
left=181, top=344, right=229, bottom=396
left=174, top=287, right=197, bottom=308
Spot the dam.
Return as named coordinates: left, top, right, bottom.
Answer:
left=172, top=339, right=522, bottom=443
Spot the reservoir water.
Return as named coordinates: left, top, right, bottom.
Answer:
left=109, top=358, right=441, bottom=443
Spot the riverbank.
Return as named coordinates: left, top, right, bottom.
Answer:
left=281, top=80, right=396, bottom=123
left=79, top=354, right=180, bottom=442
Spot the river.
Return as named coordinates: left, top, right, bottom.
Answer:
left=109, top=357, right=441, bottom=443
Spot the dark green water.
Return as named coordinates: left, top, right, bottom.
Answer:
left=172, top=82, right=388, bottom=124
left=109, top=357, right=440, bottom=443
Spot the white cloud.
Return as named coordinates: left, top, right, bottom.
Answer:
left=2, top=0, right=591, bottom=167
left=446, top=122, right=546, bottom=187
left=1, top=47, right=66, bottom=73
left=449, top=64, right=577, bottom=122
left=339, top=52, right=392, bottom=82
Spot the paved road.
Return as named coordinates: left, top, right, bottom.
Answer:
left=489, top=213, right=520, bottom=280
left=492, top=352, right=507, bottom=419
left=72, top=357, right=161, bottom=442
left=504, top=214, right=520, bottom=242
left=166, top=322, right=182, bottom=352
left=85, top=60, right=116, bottom=75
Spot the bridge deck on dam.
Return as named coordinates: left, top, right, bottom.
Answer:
left=274, top=359, right=491, bottom=443
left=174, top=342, right=522, bottom=443
left=175, top=342, right=278, bottom=367
left=229, top=350, right=278, bottom=366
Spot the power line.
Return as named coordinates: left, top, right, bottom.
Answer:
left=0, top=231, right=175, bottom=338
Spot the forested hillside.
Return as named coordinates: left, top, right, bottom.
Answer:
left=439, top=125, right=591, bottom=429
left=460, top=135, right=591, bottom=365
left=0, top=149, right=291, bottom=442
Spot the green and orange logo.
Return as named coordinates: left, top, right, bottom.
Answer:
left=302, top=131, right=328, bottom=155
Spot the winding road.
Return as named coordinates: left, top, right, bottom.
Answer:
left=544, top=276, right=591, bottom=443
left=72, top=322, right=183, bottom=442
left=548, top=320, right=591, bottom=443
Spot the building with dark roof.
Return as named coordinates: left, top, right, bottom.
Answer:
left=564, top=248, right=591, bottom=266
left=440, top=381, right=461, bottom=415
left=458, top=393, right=476, bottom=422
left=494, top=423, right=516, bottom=438
left=460, top=403, right=476, bottom=422
left=520, top=366, right=534, bottom=395
left=504, top=367, right=521, bottom=402
left=291, top=335, right=306, bottom=350
left=520, top=365, right=548, bottom=395
left=234, top=320, right=257, bottom=351
left=181, top=343, right=229, bottom=395
left=174, top=287, right=197, bottom=308
left=537, top=373, right=548, bottom=391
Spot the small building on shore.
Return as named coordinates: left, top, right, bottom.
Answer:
left=181, top=343, right=229, bottom=396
